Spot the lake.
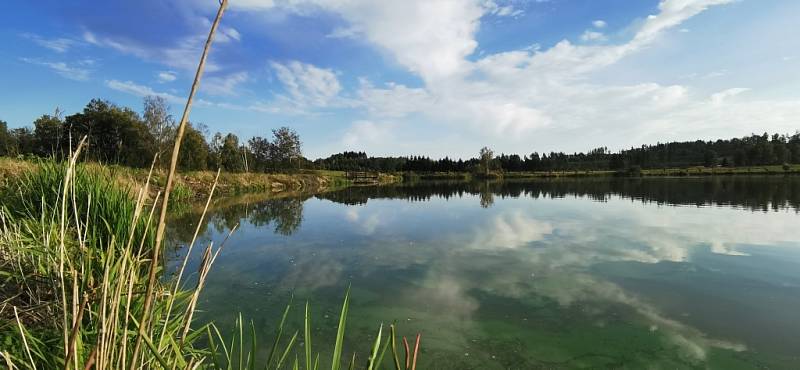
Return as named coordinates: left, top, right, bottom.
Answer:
left=168, top=176, right=800, bottom=369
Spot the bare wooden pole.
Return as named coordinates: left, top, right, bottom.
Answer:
left=129, top=1, right=228, bottom=367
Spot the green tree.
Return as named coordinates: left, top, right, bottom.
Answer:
left=479, top=146, right=494, bottom=175
left=142, top=96, right=176, bottom=160
left=0, top=120, right=13, bottom=156
left=269, top=126, right=302, bottom=170
left=11, top=127, right=35, bottom=156
left=219, top=133, right=244, bottom=172
left=248, top=136, right=271, bottom=172
left=178, top=123, right=209, bottom=171
left=64, top=99, right=156, bottom=167
left=703, top=149, right=717, bottom=167
left=33, top=112, right=64, bottom=157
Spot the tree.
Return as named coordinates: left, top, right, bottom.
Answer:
left=142, top=96, right=176, bottom=160
left=64, top=99, right=156, bottom=167
left=220, top=133, right=244, bottom=172
left=11, top=127, right=35, bottom=156
left=479, top=146, right=494, bottom=175
left=269, top=127, right=302, bottom=170
left=0, top=120, right=12, bottom=156
left=703, top=149, right=717, bottom=167
left=177, top=123, right=209, bottom=171
left=248, top=136, right=271, bottom=172
left=33, top=112, right=63, bottom=157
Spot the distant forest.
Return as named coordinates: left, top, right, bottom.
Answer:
left=316, top=132, right=800, bottom=173
left=1, top=97, right=799, bottom=173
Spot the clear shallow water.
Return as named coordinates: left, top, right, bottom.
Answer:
left=168, top=177, right=800, bottom=369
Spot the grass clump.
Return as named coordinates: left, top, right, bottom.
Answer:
left=0, top=148, right=208, bottom=368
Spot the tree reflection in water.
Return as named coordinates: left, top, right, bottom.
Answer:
left=171, top=175, right=800, bottom=244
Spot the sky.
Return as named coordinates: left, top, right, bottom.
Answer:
left=1, top=0, right=799, bottom=159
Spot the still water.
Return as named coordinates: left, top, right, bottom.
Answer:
left=168, top=176, right=800, bottom=369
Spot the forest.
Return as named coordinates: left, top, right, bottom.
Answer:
left=2, top=96, right=799, bottom=173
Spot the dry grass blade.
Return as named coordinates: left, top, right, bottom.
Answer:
left=411, top=334, right=420, bottom=370
left=132, top=1, right=228, bottom=367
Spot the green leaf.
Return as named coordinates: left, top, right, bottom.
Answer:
left=390, top=325, right=402, bottom=370
left=267, top=298, right=293, bottom=368
left=331, top=285, right=350, bottom=370
left=276, top=331, right=299, bottom=369
left=305, top=301, right=312, bottom=370
left=367, top=324, right=383, bottom=370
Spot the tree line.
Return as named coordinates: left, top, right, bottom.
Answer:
left=0, top=97, right=304, bottom=172
left=315, top=134, right=800, bottom=173
left=2, top=96, right=798, bottom=173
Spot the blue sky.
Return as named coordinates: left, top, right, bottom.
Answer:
left=1, top=0, right=799, bottom=159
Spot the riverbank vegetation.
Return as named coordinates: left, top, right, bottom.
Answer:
left=0, top=157, right=356, bottom=201
left=2, top=100, right=798, bottom=177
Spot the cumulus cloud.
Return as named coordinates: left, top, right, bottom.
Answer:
left=203, top=0, right=799, bottom=155
left=157, top=71, right=177, bottom=83
left=270, top=60, right=342, bottom=107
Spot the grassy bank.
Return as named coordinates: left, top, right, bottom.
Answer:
left=0, top=158, right=401, bottom=202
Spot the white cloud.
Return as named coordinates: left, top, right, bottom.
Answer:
left=219, top=26, right=242, bottom=42
left=202, top=71, right=250, bottom=96
left=20, top=58, right=90, bottom=81
left=341, top=120, right=393, bottom=149
left=270, top=60, right=342, bottom=107
left=484, top=1, right=524, bottom=17
left=710, top=87, right=749, bottom=104
left=470, top=211, right=554, bottom=250
left=105, top=79, right=184, bottom=103
left=83, top=30, right=220, bottom=72
left=580, top=30, right=607, bottom=42
left=157, top=71, right=177, bottom=83
left=21, top=33, right=78, bottom=53
left=210, top=0, right=799, bottom=156
left=338, top=0, right=771, bottom=147
left=356, top=79, right=431, bottom=118
left=237, top=0, right=486, bottom=82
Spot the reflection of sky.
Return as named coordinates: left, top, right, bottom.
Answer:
left=175, top=192, right=800, bottom=368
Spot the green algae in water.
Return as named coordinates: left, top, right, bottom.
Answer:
left=169, top=177, right=800, bottom=369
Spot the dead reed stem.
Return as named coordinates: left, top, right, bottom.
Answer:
left=131, top=1, right=228, bottom=367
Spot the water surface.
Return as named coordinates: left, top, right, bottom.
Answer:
left=169, top=176, right=800, bottom=369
